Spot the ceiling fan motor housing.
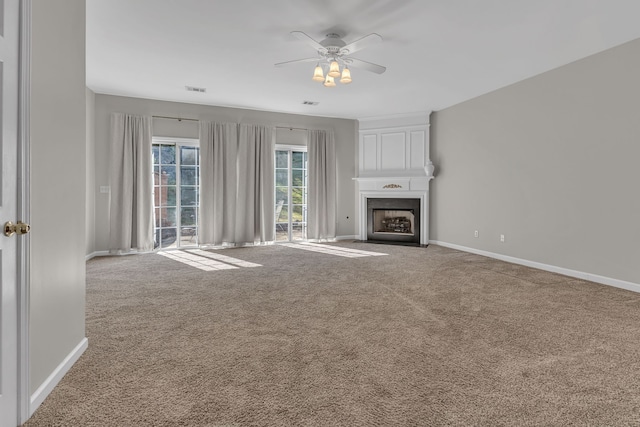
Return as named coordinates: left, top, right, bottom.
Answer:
left=320, top=33, right=347, bottom=55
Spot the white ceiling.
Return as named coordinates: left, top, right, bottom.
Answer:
left=86, top=0, right=640, bottom=120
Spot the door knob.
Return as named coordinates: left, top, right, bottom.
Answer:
left=4, top=221, right=31, bottom=237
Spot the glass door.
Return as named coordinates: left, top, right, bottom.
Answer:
left=275, top=147, right=307, bottom=241
left=152, top=138, right=200, bottom=249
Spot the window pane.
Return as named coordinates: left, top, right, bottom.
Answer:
left=154, top=208, right=161, bottom=227
left=161, top=166, right=176, bottom=185
left=180, top=227, right=197, bottom=246
left=291, top=222, right=305, bottom=241
left=291, top=187, right=304, bottom=204
left=160, top=228, right=177, bottom=248
left=277, top=205, right=288, bottom=223
left=292, top=205, right=304, bottom=222
left=181, top=187, right=197, bottom=206
left=165, top=187, right=176, bottom=206
left=160, top=145, right=176, bottom=164
left=275, top=227, right=288, bottom=241
left=292, top=151, right=305, bottom=169
left=181, top=207, right=197, bottom=226
left=275, top=186, right=288, bottom=203
left=152, top=145, right=159, bottom=164
left=276, top=170, right=288, bottom=186
left=292, top=170, right=304, bottom=187
left=276, top=151, right=288, bottom=168
left=181, top=146, right=198, bottom=165
left=163, top=208, right=177, bottom=227
left=181, top=167, right=198, bottom=185
left=153, top=166, right=160, bottom=185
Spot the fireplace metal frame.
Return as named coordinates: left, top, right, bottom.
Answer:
left=356, top=189, right=430, bottom=245
left=367, top=198, right=421, bottom=244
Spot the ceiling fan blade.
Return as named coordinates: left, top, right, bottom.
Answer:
left=341, top=33, right=382, bottom=55
left=347, top=57, right=386, bottom=74
left=275, top=57, right=321, bottom=67
left=290, top=31, right=327, bottom=54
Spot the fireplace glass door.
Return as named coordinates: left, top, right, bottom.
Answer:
left=366, top=198, right=421, bottom=244
left=372, top=210, right=415, bottom=236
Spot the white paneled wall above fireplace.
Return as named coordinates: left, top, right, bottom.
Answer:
left=355, top=113, right=434, bottom=245
left=358, top=113, right=431, bottom=177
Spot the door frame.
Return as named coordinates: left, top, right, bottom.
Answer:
left=17, top=0, right=31, bottom=423
left=274, top=144, right=308, bottom=242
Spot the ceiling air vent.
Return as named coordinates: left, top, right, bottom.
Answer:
left=302, top=100, right=319, bottom=105
left=185, top=86, right=206, bottom=93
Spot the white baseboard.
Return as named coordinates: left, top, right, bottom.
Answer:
left=30, top=337, right=88, bottom=416
left=85, top=251, right=109, bottom=261
left=430, top=240, right=640, bottom=294
left=336, top=235, right=358, bottom=241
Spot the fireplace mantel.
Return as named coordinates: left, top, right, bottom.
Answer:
left=354, top=176, right=432, bottom=245
left=355, top=114, right=434, bottom=245
left=353, top=175, right=433, bottom=192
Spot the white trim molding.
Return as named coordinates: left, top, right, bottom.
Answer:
left=431, top=240, right=640, bottom=294
left=18, top=0, right=32, bottom=423
left=30, top=338, right=88, bottom=416
left=336, top=235, right=358, bottom=241
left=86, top=250, right=110, bottom=261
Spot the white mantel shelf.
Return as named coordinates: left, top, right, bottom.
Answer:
left=353, top=175, right=434, bottom=192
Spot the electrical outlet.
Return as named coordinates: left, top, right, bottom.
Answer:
left=500, top=234, right=505, bottom=242
left=474, top=230, right=479, bottom=238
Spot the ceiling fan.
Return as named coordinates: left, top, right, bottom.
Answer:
left=275, top=31, right=386, bottom=86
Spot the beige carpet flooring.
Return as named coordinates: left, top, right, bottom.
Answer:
left=22, top=242, right=640, bottom=426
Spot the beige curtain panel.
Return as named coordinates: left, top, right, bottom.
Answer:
left=307, top=129, right=337, bottom=241
left=109, top=113, right=154, bottom=253
left=198, top=121, right=238, bottom=246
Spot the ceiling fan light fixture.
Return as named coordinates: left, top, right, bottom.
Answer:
left=328, top=60, right=341, bottom=78
left=340, top=66, right=352, bottom=84
left=323, top=75, right=336, bottom=87
left=312, top=64, right=325, bottom=82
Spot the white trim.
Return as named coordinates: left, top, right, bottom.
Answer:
left=85, top=250, right=110, bottom=261
left=336, top=235, right=358, bottom=241
left=17, top=0, right=32, bottom=423
left=152, top=136, right=199, bottom=145
left=29, top=338, right=88, bottom=416
left=357, top=111, right=431, bottom=124
left=430, top=240, right=640, bottom=294
left=275, top=143, right=308, bottom=151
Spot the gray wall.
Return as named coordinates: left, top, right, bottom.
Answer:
left=30, top=0, right=87, bottom=392
left=430, top=38, right=640, bottom=285
left=90, top=94, right=358, bottom=253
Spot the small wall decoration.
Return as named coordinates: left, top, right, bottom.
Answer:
left=383, top=184, right=402, bottom=189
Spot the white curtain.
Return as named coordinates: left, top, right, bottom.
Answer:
left=109, top=113, right=154, bottom=252
left=307, top=130, right=337, bottom=241
left=235, top=124, right=275, bottom=244
left=199, top=121, right=238, bottom=245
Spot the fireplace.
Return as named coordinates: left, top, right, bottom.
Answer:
left=367, top=198, right=421, bottom=244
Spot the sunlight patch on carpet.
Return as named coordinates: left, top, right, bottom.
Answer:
left=159, top=251, right=239, bottom=271
left=281, top=242, right=387, bottom=258
left=187, top=249, right=262, bottom=267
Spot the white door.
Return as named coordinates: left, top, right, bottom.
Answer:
left=0, top=0, right=22, bottom=426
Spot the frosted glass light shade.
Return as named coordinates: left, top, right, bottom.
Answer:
left=312, top=65, right=325, bottom=82
left=323, top=75, right=336, bottom=87
left=328, top=60, right=341, bottom=78
left=340, top=67, right=352, bottom=84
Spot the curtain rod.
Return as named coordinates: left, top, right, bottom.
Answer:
left=276, top=126, right=308, bottom=131
left=152, top=115, right=199, bottom=122
left=152, top=117, right=308, bottom=132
